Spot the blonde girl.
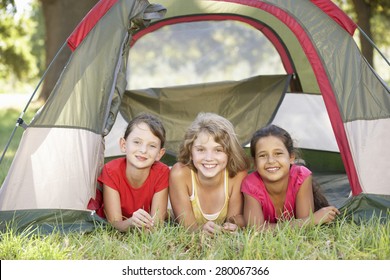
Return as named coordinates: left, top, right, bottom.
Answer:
left=169, top=112, right=249, bottom=235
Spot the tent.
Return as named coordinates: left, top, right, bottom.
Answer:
left=1, top=0, right=389, bottom=233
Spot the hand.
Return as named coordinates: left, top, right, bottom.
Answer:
left=313, top=206, right=340, bottom=225
left=222, top=222, right=238, bottom=233
left=202, top=221, right=222, bottom=236
left=128, top=209, right=154, bottom=229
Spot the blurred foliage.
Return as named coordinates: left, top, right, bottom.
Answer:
left=30, top=1, right=45, bottom=77
left=0, top=0, right=43, bottom=91
left=0, top=0, right=388, bottom=91
left=0, top=0, right=15, bottom=11
left=334, top=0, right=390, bottom=47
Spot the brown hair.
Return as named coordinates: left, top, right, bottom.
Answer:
left=250, top=124, right=329, bottom=210
left=250, top=124, right=296, bottom=158
left=124, top=112, right=166, bottom=148
left=177, top=112, right=249, bottom=177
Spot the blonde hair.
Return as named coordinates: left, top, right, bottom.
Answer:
left=177, top=112, right=249, bottom=177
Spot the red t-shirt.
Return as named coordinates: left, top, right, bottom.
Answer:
left=94, top=158, right=169, bottom=219
left=241, top=164, right=311, bottom=223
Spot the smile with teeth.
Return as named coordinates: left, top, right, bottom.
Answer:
left=266, top=166, right=280, bottom=173
left=203, top=164, right=217, bottom=169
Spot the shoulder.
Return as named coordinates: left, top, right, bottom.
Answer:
left=151, top=161, right=170, bottom=173
left=230, top=169, right=248, bottom=184
left=101, top=157, right=126, bottom=176
left=242, top=171, right=260, bottom=183
left=290, top=164, right=312, bottom=178
left=169, top=163, right=191, bottom=195
left=149, top=161, right=170, bottom=183
left=170, top=162, right=191, bottom=178
left=104, top=157, right=125, bottom=169
left=290, top=164, right=312, bottom=187
left=241, top=172, right=266, bottom=198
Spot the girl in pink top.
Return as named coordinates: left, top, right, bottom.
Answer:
left=241, top=124, right=340, bottom=230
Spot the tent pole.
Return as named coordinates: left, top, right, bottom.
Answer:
left=0, top=42, right=68, bottom=167
left=358, top=26, right=390, bottom=67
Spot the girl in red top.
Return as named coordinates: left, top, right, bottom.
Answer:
left=241, top=124, right=340, bottom=230
left=98, top=113, right=169, bottom=232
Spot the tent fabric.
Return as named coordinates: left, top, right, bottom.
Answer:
left=120, top=75, right=291, bottom=154
left=0, top=128, right=104, bottom=210
left=310, top=0, right=357, bottom=36
left=138, top=0, right=389, bottom=196
left=67, top=0, right=119, bottom=51
left=0, top=209, right=107, bottom=234
left=0, top=0, right=389, bottom=228
left=338, top=194, right=390, bottom=224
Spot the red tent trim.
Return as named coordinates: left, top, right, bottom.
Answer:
left=211, top=0, right=362, bottom=194
left=67, top=0, right=118, bottom=51
left=311, top=0, right=357, bottom=36
left=215, top=0, right=357, bottom=35
left=243, top=0, right=363, bottom=194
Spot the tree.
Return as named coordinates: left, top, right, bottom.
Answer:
left=0, top=0, right=14, bottom=10
left=335, top=0, right=390, bottom=68
left=38, top=0, right=98, bottom=101
left=0, top=0, right=38, bottom=89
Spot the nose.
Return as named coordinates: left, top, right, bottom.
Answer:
left=204, top=150, right=213, bottom=160
left=139, top=144, right=147, bottom=153
left=267, top=155, right=276, bottom=163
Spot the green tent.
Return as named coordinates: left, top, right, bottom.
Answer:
left=1, top=0, right=389, bottom=233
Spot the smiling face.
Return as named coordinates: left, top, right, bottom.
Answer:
left=191, top=132, right=228, bottom=179
left=254, top=135, right=295, bottom=184
left=120, top=122, right=165, bottom=170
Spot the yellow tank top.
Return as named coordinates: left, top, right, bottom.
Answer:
left=190, top=169, right=229, bottom=225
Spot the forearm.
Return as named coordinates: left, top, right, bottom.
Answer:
left=151, top=208, right=167, bottom=225
left=110, top=219, right=133, bottom=232
left=227, top=214, right=245, bottom=228
left=175, top=216, right=199, bottom=232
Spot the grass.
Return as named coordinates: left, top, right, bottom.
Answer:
left=1, top=105, right=389, bottom=261
left=0, top=217, right=389, bottom=260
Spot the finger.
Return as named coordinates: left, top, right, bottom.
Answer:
left=223, top=223, right=237, bottom=232
left=132, top=213, right=152, bottom=228
left=136, top=209, right=154, bottom=224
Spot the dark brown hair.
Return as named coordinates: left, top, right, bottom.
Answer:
left=250, top=124, right=329, bottom=210
left=124, top=113, right=166, bottom=148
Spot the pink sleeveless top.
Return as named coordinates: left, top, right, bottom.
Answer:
left=241, top=165, right=311, bottom=223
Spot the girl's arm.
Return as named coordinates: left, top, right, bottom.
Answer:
left=103, top=185, right=153, bottom=232
left=168, top=164, right=199, bottom=231
left=224, top=170, right=247, bottom=231
left=150, top=188, right=168, bottom=225
left=243, top=193, right=266, bottom=229
left=295, top=175, right=339, bottom=225
left=295, top=175, right=315, bottom=219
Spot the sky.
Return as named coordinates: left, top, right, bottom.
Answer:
left=15, top=0, right=33, bottom=14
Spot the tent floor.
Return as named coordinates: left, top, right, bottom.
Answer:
left=313, top=173, right=351, bottom=208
